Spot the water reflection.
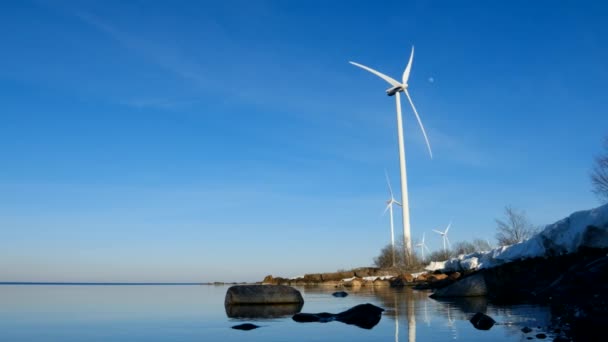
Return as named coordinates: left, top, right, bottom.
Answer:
left=299, top=285, right=553, bottom=342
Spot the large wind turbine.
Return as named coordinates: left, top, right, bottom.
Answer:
left=383, top=171, right=402, bottom=266
left=350, top=47, right=432, bottom=261
left=433, top=222, right=452, bottom=253
left=415, top=233, right=431, bottom=261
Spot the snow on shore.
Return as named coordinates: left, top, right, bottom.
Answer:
left=426, top=204, right=608, bottom=273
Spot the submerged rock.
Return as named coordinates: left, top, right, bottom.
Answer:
left=231, top=323, right=260, bottom=330
left=469, top=312, right=496, bottom=330
left=224, top=285, right=304, bottom=305
left=332, top=291, right=348, bottom=297
left=292, top=303, right=384, bottom=329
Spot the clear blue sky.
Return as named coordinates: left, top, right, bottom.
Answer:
left=1, top=0, right=607, bottom=282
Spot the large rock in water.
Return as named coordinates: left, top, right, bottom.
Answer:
left=226, top=302, right=303, bottom=318
left=430, top=273, right=487, bottom=297
left=225, top=285, right=304, bottom=305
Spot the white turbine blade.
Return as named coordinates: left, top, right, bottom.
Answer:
left=445, top=221, right=452, bottom=234
left=349, top=61, right=401, bottom=88
left=383, top=203, right=391, bottom=216
left=402, top=46, right=414, bottom=85
left=445, top=236, right=451, bottom=248
left=394, top=200, right=402, bottom=206
left=432, top=229, right=443, bottom=235
left=385, top=169, right=394, bottom=197
left=404, top=89, right=433, bottom=159
left=421, top=232, right=425, bottom=243
left=424, top=244, right=431, bottom=253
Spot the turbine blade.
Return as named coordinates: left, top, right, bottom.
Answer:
left=432, top=229, right=443, bottom=235
left=445, top=221, right=452, bottom=234
left=383, top=203, right=391, bottom=216
left=445, top=236, right=451, bottom=248
left=422, top=232, right=425, bottom=243
left=402, top=46, right=414, bottom=85
left=424, top=244, right=431, bottom=253
left=385, top=169, right=394, bottom=197
left=394, top=200, right=402, bottom=206
left=404, top=89, right=433, bottom=159
left=349, top=61, right=401, bottom=88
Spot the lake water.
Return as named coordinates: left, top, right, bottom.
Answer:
left=0, top=284, right=554, bottom=341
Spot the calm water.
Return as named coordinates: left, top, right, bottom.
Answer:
left=0, top=284, right=553, bottom=341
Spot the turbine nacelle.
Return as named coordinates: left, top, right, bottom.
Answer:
left=386, top=85, right=403, bottom=96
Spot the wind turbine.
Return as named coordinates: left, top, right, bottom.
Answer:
left=433, top=222, right=452, bottom=253
left=383, top=171, right=402, bottom=266
left=350, top=46, right=432, bottom=261
left=415, top=233, right=431, bottom=261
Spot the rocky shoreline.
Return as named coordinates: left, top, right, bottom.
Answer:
left=262, top=266, right=464, bottom=290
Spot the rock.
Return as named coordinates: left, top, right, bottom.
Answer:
left=332, top=291, right=348, bottom=297
left=225, top=285, right=304, bottom=305
left=431, top=273, right=487, bottom=297
left=354, top=267, right=379, bottom=278
left=390, top=274, right=413, bottom=287
left=231, top=323, right=260, bottom=330
left=428, top=274, right=448, bottom=282
left=303, top=273, right=323, bottom=283
left=448, top=272, right=462, bottom=281
left=415, top=273, right=429, bottom=282
left=225, top=303, right=303, bottom=318
left=469, top=312, right=496, bottom=330
left=522, top=326, right=533, bottom=333
left=292, top=303, right=384, bottom=329
left=343, top=277, right=364, bottom=288
left=536, top=333, right=547, bottom=339
left=327, top=271, right=356, bottom=281
left=262, top=275, right=274, bottom=284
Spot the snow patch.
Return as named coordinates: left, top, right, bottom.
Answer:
left=425, top=204, right=608, bottom=273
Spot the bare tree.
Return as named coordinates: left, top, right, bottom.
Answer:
left=374, top=244, right=401, bottom=268
left=591, top=137, right=608, bottom=203
left=472, top=238, right=493, bottom=251
left=495, top=206, right=538, bottom=246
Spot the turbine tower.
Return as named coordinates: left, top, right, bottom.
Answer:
left=350, top=47, right=432, bottom=262
left=383, top=170, right=402, bottom=266
left=433, top=222, right=452, bottom=253
left=415, top=233, right=431, bottom=261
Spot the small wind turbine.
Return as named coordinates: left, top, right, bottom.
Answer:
left=415, top=233, right=431, bottom=261
left=383, top=171, right=401, bottom=266
left=433, top=222, right=452, bottom=253
left=350, top=46, right=432, bottom=260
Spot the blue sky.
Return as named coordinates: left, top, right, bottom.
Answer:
left=1, top=0, right=607, bottom=282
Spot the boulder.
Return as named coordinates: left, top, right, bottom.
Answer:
left=292, top=303, right=384, bottom=329
left=415, top=273, right=429, bottom=282
left=428, top=274, right=448, bottom=282
left=225, top=285, right=304, bottom=305
left=225, top=303, right=303, bottom=318
left=354, top=267, right=379, bottom=278
left=469, top=312, right=496, bottom=330
left=332, top=291, right=348, bottom=297
left=431, top=273, right=488, bottom=297
left=390, top=274, right=413, bottom=287
left=448, top=272, right=462, bottom=281
left=322, top=271, right=355, bottom=281
left=343, top=277, right=364, bottom=288
left=303, top=273, right=323, bottom=283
